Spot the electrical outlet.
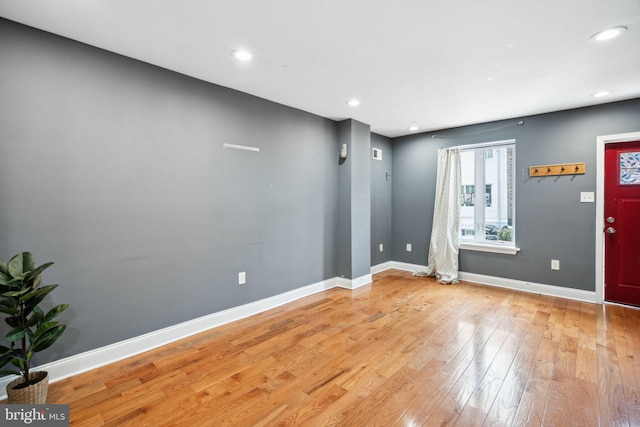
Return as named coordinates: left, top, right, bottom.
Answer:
left=379, top=244, right=384, bottom=252
left=551, top=260, right=560, bottom=271
left=406, top=243, right=412, bottom=252
left=238, top=272, right=246, bottom=285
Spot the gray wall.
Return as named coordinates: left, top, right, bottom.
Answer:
left=0, top=19, right=341, bottom=364
left=350, top=120, right=371, bottom=279
left=392, top=98, right=640, bottom=291
left=336, top=119, right=371, bottom=279
left=370, top=133, right=392, bottom=266
left=336, top=121, right=353, bottom=278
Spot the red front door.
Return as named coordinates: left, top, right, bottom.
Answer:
left=604, top=141, right=640, bottom=307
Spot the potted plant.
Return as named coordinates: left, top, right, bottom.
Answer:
left=0, top=252, right=69, bottom=404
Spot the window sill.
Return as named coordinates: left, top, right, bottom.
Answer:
left=460, top=242, right=520, bottom=255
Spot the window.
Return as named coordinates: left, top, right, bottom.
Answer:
left=620, top=152, right=640, bottom=184
left=459, top=140, right=515, bottom=250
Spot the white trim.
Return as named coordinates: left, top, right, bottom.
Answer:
left=0, top=277, right=337, bottom=400
left=381, top=261, right=596, bottom=303
left=335, top=277, right=352, bottom=289
left=595, top=131, right=640, bottom=304
left=387, top=261, right=431, bottom=273
left=353, top=274, right=373, bottom=289
left=458, top=272, right=596, bottom=303
left=336, top=274, right=373, bottom=290
left=371, top=261, right=394, bottom=274
left=459, top=242, right=520, bottom=255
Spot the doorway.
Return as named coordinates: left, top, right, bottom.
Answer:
left=596, top=131, right=640, bottom=306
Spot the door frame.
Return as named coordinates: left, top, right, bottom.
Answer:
left=596, top=131, right=640, bottom=304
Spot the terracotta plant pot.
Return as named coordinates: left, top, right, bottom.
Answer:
left=6, top=371, right=49, bottom=404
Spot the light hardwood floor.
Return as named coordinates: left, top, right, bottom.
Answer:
left=36, top=270, right=640, bottom=425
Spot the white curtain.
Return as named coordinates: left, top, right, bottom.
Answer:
left=417, top=148, right=461, bottom=284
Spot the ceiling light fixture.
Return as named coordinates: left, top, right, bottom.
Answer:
left=592, top=91, right=611, bottom=98
left=232, top=49, right=252, bottom=61
left=591, top=26, right=627, bottom=41
left=408, top=125, right=419, bottom=132
left=347, top=99, right=360, bottom=107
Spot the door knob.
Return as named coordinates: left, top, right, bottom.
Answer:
left=607, top=217, right=615, bottom=224
left=606, top=227, right=616, bottom=234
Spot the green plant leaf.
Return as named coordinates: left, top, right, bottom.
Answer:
left=22, top=253, right=36, bottom=272
left=11, top=358, right=25, bottom=369
left=34, top=321, right=58, bottom=338
left=31, top=324, right=66, bottom=353
left=0, top=349, right=24, bottom=365
left=32, top=305, right=44, bottom=318
left=0, top=369, right=21, bottom=376
left=5, top=316, right=20, bottom=328
left=7, top=253, right=25, bottom=278
left=4, top=288, right=31, bottom=298
left=43, top=304, right=69, bottom=322
left=26, top=329, right=35, bottom=346
left=24, top=262, right=54, bottom=284
left=0, top=307, right=19, bottom=315
left=25, top=310, right=43, bottom=328
left=0, top=264, right=11, bottom=285
left=0, top=297, right=17, bottom=308
left=4, top=328, right=25, bottom=343
left=0, top=277, right=21, bottom=289
left=20, top=284, right=57, bottom=305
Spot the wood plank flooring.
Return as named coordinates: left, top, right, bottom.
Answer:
left=28, top=270, right=640, bottom=425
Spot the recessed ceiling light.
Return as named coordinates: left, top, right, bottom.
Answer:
left=592, top=91, right=611, bottom=98
left=591, top=26, right=627, bottom=41
left=408, top=125, right=419, bottom=132
left=347, top=99, right=360, bottom=107
left=232, top=49, right=252, bottom=61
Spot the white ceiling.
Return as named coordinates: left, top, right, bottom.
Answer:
left=1, top=0, right=639, bottom=138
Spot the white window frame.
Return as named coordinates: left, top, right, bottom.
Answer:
left=457, top=139, right=520, bottom=255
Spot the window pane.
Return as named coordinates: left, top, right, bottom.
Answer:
left=483, top=146, right=513, bottom=242
left=620, top=152, right=640, bottom=185
left=458, top=142, right=515, bottom=246
left=460, top=150, right=476, bottom=239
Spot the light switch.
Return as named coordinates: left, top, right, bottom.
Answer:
left=580, top=192, right=595, bottom=203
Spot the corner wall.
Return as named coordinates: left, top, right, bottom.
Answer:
left=370, top=133, right=392, bottom=266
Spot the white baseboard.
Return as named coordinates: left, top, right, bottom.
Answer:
left=458, top=272, right=596, bottom=303
left=1, top=266, right=596, bottom=399
left=336, top=273, right=373, bottom=290
left=370, top=261, right=394, bottom=274
left=0, top=277, right=338, bottom=400
left=370, top=261, right=596, bottom=303
left=387, top=261, right=430, bottom=273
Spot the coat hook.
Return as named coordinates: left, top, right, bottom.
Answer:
left=561, top=166, right=565, bottom=172
left=574, top=165, right=579, bottom=172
